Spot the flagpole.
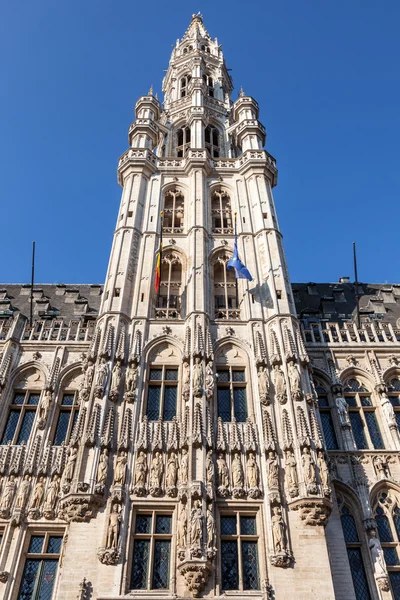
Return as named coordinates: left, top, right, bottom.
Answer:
left=30, top=241, right=35, bottom=327
left=234, top=212, right=239, bottom=311
left=353, top=242, right=361, bottom=329
left=156, top=211, right=164, bottom=311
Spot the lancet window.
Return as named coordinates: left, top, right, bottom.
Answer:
left=1, top=390, right=40, bottom=445
left=205, top=125, right=220, bottom=158
left=155, top=252, right=182, bottom=320
left=146, top=366, right=178, bottom=421
left=216, top=367, right=247, bottom=422
left=337, top=493, right=372, bottom=600
left=180, top=75, right=191, bottom=98
left=211, top=189, right=233, bottom=234
left=344, top=378, right=384, bottom=450
left=212, top=252, right=239, bottom=320
left=315, top=384, right=338, bottom=450
left=130, top=512, right=172, bottom=590
left=163, top=189, right=184, bottom=233
left=17, top=533, right=64, bottom=600
left=53, top=391, right=79, bottom=446
left=176, top=127, right=191, bottom=157
left=220, top=513, right=260, bottom=591
left=387, top=378, right=400, bottom=430
left=373, top=490, right=400, bottom=595
left=202, top=74, right=214, bottom=97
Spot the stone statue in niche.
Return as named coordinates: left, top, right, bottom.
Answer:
left=380, top=392, right=397, bottom=428
left=97, top=449, right=109, bottom=486
left=273, top=365, right=287, bottom=404
left=30, top=476, right=45, bottom=510
left=39, top=389, right=52, bottom=423
left=133, top=452, right=147, bottom=496
left=111, top=360, right=122, bottom=391
left=125, top=362, right=138, bottom=393
left=266, top=451, right=279, bottom=490
left=317, top=451, right=330, bottom=491
left=231, top=452, right=244, bottom=498
left=84, top=360, right=95, bottom=389
left=166, top=452, right=178, bottom=489
left=206, top=450, right=214, bottom=484
left=217, top=453, right=229, bottom=493
left=335, top=393, right=350, bottom=426
left=15, top=475, right=31, bottom=509
left=149, top=452, right=164, bottom=493
left=95, top=358, right=109, bottom=397
left=0, top=475, right=16, bottom=516
left=257, top=366, right=269, bottom=405
left=302, top=447, right=317, bottom=494
left=189, top=499, right=203, bottom=551
left=44, top=475, right=60, bottom=515
left=246, top=452, right=259, bottom=488
left=113, top=451, right=127, bottom=485
left=192, top=357, right=203, bottom=397
left=182, top=362, right=190, bottom=401
left=106, top=504, right=121, bottom=549
left=178, top=449, right=189, bottom=485
left=177, top=502, right=188, bottom=549
left=284, top=450, right=298, bottom=497
left=205, top=361, right=214, bottom=401
left=369, top=530, right=388, bottom=578
left=272, top=506, right=288, bottom=554
left=206, top=504, right=216, bottom=558
left=64, top=446, right=78, bottom=483
left=373, top=455, right=390, bottom=480
left=288, top=359, right=302, bottom=400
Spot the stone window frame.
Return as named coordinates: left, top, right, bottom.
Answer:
left=216, top=366, right=248, bottom=423
left=0, top=389, right=42, bottom=446
left=211, top=188, right=233, bottom=235
left=155, top=250, right=184, bottom=320
left=343, top=377, right=385, bottom=451
left=51, top=389, right=80, bottom=447
left=176, top=126, right=191, bottom=157
left=179, top=74, right=192, bottom=98
left=314, top=379, right=340, bottom=450
left=211, top=250, right=240, bottom=321
left=162, top=188, right=184, bottom=234
left=372, top=487, right=400, bottom=589
left=144, top=365, right=180, bottom=422
left=205, top=124, right=220, bottom=158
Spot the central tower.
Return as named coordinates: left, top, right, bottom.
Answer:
left=92, top=13, right=337, bottom=599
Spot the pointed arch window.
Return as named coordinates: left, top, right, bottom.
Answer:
left=155, top=252, right=182, bottom=320
left=374, top=490, right=400, bottom=595
left=315, top=384, right=338, bottom=450
left=211, top=189, right=233, bottom=234
left=212, top=252, right=240, bottom=320
left=387, top=378, right=400, bottom=430
left=180, top=75, right=191, bottom=98
left=205, top=125, right=220, bottom=158
left=1, top=390, right=40, bottom=445
left=344, top=378, right=384, bottom=450
left=176, top=127, right=190, bottom=157
left=163, top=189, right=184, bottom=233
left=337, top=494, right=372, bottom=600
left=202, top=74, right=214, bottom=97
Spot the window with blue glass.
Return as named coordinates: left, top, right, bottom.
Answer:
left=217, top=369, right=248, bottom=422
left=337, top=495, right=372, bottom=600
left=146, top=367, right=178, bottom=421
left=17, top=532, right=64, bottom=600
left=53, top=393, right=79, bottom=446
left=130, top=512, right=172, bottom=590
left=220, top=513, right=260, bottom=591
left=344, top=379, right=384, bottom=450
left=1, top=390, right=41, bottom=445
left=387, top=378, right=400, bottom=431
left=315, top=384, right=338, bottom=450
left=374, top=490, right=400, bottom=595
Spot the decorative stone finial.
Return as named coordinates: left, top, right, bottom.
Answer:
left=239, top=86, right=245, bottom=97
left=148, top=84, right=153, bottom=96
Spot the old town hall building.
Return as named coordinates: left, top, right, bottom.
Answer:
left=0, top=14, right=400, bottom=600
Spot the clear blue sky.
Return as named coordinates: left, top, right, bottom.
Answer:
left=1, top=0, right=399, bottom=285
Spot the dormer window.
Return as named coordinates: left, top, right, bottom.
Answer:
left=180, top=75, right=192, bottom=98
left=176, top=127, right=191, bottom=157
left=205, top=125, right=219, bottom=158
left=203, top=74, right=214, bottom=97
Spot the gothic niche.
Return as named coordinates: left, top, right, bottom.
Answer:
left=163, top=188, right=184, bottom=233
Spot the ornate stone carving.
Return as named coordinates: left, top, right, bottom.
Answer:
left=124, top=361, right=138, bottom=402
left=206, top=450, right=214, bottom=485
left=192, top=357, right=203, bottom=398
left=166, top=451, right=178, bottom=496
left=177, top=502, right=188, bottom=554
left=113, top=451, right=127, bottom=485
left=58, top=495, right=98, bottom=522
left=38, top=389, right=52, bottom=427
left=335, top=393, right=350, bottom=427
left=231, top=452, right=245, bottom=498
left=271, top=506, right=291, bottom=567
left=217, top=453, right=229, bottom=497
left=246, top=452, right=260, bottom=498
left=257, top=365, right=270, bottom=405
left=0, top=475, right=16, bottom=518
left=291, top=498, right=332, bottom=526
left=133, top=451, right=147, bottom=496
left=178, top=449, right=189, bottom=485
left=94, top=358, right=109, bottom=398
left=284, top=450, right=298, bottom=498
left=206, top=504, right=216, bottom=559
left=302, top=447, right=317, bottom=494
left=63, top=446, right=78, bottom=484
left=317, top=451, right=331, bottom=497
left=80, top=359, right=94, bottom=402
left=109, top=360, right=122, bottom=401
left=0, top=572, right=8, bottom=583
left=273, top=364, right=287, bottom=404
left=96, top=448, right=109, bottom=494
left=369, top=530, right=390, bottom=591
left=266, top=451, right=279, bottom=491
left=288, top=360, right=302, bottom=401
left=149, top=451, right=164, bottom=496
left=15, top=474, right=30, bottom=510
left=178, top=560, right=211, bottom=598
left=380, top=392, right=397, bottom=428
left=205, top=361, right=214, bottom=401
left=189, top=500, right=203, bottom=557
left=43, top=474, right=60, bottom=519
left=182, top=362, right=190, bottom=401
left=29, top=476, right=45, bottom=517
left=373, top=455, right=390, bottom=480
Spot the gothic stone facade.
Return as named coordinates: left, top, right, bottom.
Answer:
left=0, top=14, right=399, bottom=600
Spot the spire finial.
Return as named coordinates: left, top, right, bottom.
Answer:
left=148, top=84, right=153, bottom=96
left=239, top=86, right=245, bottom=97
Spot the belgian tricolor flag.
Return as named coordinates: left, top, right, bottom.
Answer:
left=154, top=212, right=163, bottom=294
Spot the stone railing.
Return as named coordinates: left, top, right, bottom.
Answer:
left=21, top=319, right=96, bottom=343
left=302, top=321, right=400, bottom=345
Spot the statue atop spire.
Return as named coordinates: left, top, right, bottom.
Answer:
left=182, top=12, right=211, bottom=41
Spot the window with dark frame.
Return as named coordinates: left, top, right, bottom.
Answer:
left=146, top=367, right=178, bottom=421
left=1, top=390, right=41, bottom=445
left=344, top=379, right=384, bottom=450
left=17, top=532, right=64, bottom=600
left=220, top=513, right=260, bottom=591
left=130, top=512, right=172, bottom=590
left=316, top=384, right=338, bottom=450
left=373, top=490, right=400, bottom=596
left=176, top=127, right=191, bottom=157
left=387, top=378, right=400, bottom=430
left=53, top=392, right=80, bottom=446
left=205, top=125, right=220, bottom=158
left=217, top=368, right=248, bottom=422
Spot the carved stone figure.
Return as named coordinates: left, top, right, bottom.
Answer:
left=96, top=358, right=109, bottom=388
left=44, top=475, right=60, bottom=512
left=288, top=359, right=302, bottom=400
left=257, top=366, right=269, bottom=405
left=64, top=446, right=78, bottom=483
left=111, top=360, right=122, bottom=391
left=206, top=504, right=215, bottom=551
left=380, top=392, right=397, bottom=427
left=369, top=530, right=388, bottom=579
left=317, top=451, right=330, bottom=488
left=206, top=450, right=214, bottom=484
left=114, top=451, right=127, bottom=485
left=134, top=452, right=147, bottom=488
left=106, top=504, right=121, bottom=549
left=39, top=389, right=52, bottom=421
left=246, top=453, right=259, bottom=489
left=97, top=449, right=109, bottom=485
left=335, top=394, right=350, bottom=426
left=205, top=361, right=214, bottom=400
left=166, top=452, right=178, bottom=488
left=192, top=357, right=203, bottom=397
left=177, top=503, right=188, bottom=548
left=0, top=475, right=16, bottom=511
left=232, top=453, right=244, bottom=488
left=84, top=360, right=95, bottom=389
left=272, top=506, right=287, bottom=554
left=178, top=449, right=188, bottom=484
left=217, top=453, right=229, bottom=489
left=189, top=500, right=203, bottom=548
left=182, top=362, right=190, bottom=401
left=30, top=476, right=45, bottom=509
left=266, top=451, right=279, bottom=489
left=302, top=447, right=316, bottom=485
left=373, top=455, right=390, bottom=480
left=125, top=362, right=138, bottom=392
left=273, top=364, right=287, bottom=404
left=150, top=452, right=163, bottom=489
left=16, top=474, right=31, bottom=509
left=284, top=450, right=298, bottom=489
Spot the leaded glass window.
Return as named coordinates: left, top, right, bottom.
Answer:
left=1, top=390, right=41, bottom=445
left=373, top=490, right=400, bottom=593
left=316, top=384, right=338, bottom=449
left=217, top=368, right=248, bottom=422
left=17, top=532, right=64, bottom=600
left=146, top=367, right=178, bottom=421
left=53, top=393, right=79, bottom=446
left=344, top=379, right=384, bottom=449
left=220, top=512, right=260, bottom=591
left=130, top=511, right=172, bottom=590
left=387, top=378, right=400, bottom=432
left=337, top=497, right=372, bottom=600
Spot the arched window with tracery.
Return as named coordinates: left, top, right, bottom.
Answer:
left=52, top=371, right=81, bottom=446
left=336, top=492, right=372, bottom=600
left=315, top=383, right=338, bottom=450
left=212, top=252, right=239, bottom=320
left=373, top=489, right=400, bottom=595
left=205, top=125, right=220, bottom=158
left=155, top=251, right=183, bottom=320
left=163, top=189, right=184, bottom=233
left=176, top=127, right=191, bottom=157
left=202, top=74, right=214, bottom=97
left=180, top=75, right=191, bottom=98
left=211, top=189, right=233, bottom=234
left=387, top=378, right=400, bottom=429
left=344, top=378, right=384, bottom=450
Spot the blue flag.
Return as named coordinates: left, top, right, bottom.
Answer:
left=227, top=236, right=253, bottom=281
